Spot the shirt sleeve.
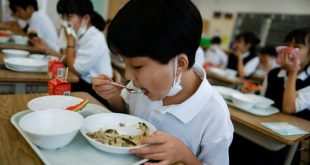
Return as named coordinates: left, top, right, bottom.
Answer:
left=73, top=39, right=103, bottom=75
left=295, top=86, right=310, bottom=112
left=199, top=134, right=233, bottom=165
left=244, top=57, right=259, bottom=77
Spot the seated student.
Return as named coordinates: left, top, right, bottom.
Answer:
left=226, top=32, right=260, bottom=78
left=31, top=0, right=112, bottom=106
left=8, top=0, right=58, bottom=51
left=263, top=28, right=310, bottom=120
left=204, top=36, right=228, bottom=68
left=92, top=0, right=234, bottom=164
left=255, top=45, right=279, bottom=76
left=194, top=46, right=205, bottom=67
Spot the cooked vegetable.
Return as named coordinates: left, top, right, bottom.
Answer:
left=87, top=122, right=149, bottom=147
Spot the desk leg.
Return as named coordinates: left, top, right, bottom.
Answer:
left=284, top=143, right=298, bottom=165
left=14, top=83, right=26, bottom=94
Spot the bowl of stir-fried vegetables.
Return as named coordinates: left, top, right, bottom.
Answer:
left=80, top=113, right=157, bottom=154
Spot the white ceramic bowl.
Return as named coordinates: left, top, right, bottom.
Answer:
left=2, top=49, right=29, bottom=58
left=246, top=94, right=274, bottom=109
left=213, top=86, right=241, bottom=100
left=19, top=109, right=84, bottom=150
left=12, top=35, right=28, bottom=45
left=28, top=95, right=88, bottom=113
left=231, top=93, right=256, bottom=109
left=80, top=113, right=157, bottom=154
left=225, top=68, right=237, bottom=78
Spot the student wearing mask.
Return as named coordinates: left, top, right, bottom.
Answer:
left=8, top=0, right=58, bottom=51
left=226, top=32, right=260, bottom=78
left=92, top=0, right=234, bottom=164
left=31, top=0, right=112, bottom=106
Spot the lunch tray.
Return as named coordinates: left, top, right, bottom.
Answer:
left=11, top=107, right=143, bottom=165
left=226, top=100, right=279, bottom=116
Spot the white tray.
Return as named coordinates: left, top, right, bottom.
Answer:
left=11, top=108, right=144, bottom=165
left=226, top=100, right=279, bottom=116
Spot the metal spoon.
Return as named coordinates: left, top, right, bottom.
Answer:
left=88, top=74, right=145, bottom=94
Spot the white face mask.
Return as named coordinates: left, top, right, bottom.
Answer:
left=166, top=58, right=183, bottom=96
left=77, top=19, right=87, bottom=38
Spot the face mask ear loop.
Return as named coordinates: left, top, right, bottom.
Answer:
left=172, top=57, right=178, bottom=85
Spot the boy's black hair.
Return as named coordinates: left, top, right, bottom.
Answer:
left=9, top=0, right=38, bottom=13
left=107, top=0, right=202, bottom=68
left=211, top=36, right=221, bottom=45
left=57, top=0, right=105, bottom=31
left=258, top=45, right=276, bottom=57
left=285, top=28, right=310, bottom=45
left=235, top=31, right=260, bottom=53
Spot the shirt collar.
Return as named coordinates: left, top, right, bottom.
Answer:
left=242, top=51, right=250, bottom=59
left=159, top=64, right=213, bottom=124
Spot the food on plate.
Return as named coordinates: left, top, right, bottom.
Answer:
left=65, top=99, right=90, bottom=112
left=87, top=122, right=149, bottom=147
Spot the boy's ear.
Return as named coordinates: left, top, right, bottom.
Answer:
left=176, top=54, right=189, bottom=73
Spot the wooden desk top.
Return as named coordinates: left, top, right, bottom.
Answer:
left=0, top=42, right=44, bottom=53
left=229, top=106, right=310, bottom=145
left=0, top=92, right=104, bottom=165
left=206, top=71, right=245, bottom=85
left=0, top=55, right=79, bottom=83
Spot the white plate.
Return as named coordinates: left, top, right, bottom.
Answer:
left=213, top=86, right=241, bottom=100
left=5, top=63, right=47, bottom=72
left=80, top=113, right=157, bottom=154
left=28, top=96, right=88, bottom=113
left=227, top=100, right=279, bottom=116
left=208, top=67, right=227, bottom=76
left=4, top=57, right=47, bottom=68
left=2, top=49, right=29, bottom=57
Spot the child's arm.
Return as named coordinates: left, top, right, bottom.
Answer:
left=280, top=50, right=299, bottom=114
left=92, top=75, right=127, bottom=113
left=130, top=131, right=202, bottom=165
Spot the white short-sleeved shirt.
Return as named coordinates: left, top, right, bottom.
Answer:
left=121, top=64, right=234, bottom=165
left=74, top=26, right=113, bottom=83
left=261, top=65, right=310, bottom=112
left=195, top=47, right=205, bottom=67
left=241, top=52, right=260, bottom=77
left=28, top=11, right=58, bottom=51
left=205, top=45, right=228, bottom=68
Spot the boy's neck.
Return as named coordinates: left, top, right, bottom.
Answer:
left=162, top=69, right=202, bottom=106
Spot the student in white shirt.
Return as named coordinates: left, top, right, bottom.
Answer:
left=226, top=32, right=260, bottom=78
left=205, top=36, right=228, bottom=68
left=31, top=0, right=112, bottom=106
left=255, top=45, right=279, bottom=77
left=195, top=46, right=205, bottom=67
left=8, top=0, right=58, bottom=51
left=92, top=0, right=234, bottom=164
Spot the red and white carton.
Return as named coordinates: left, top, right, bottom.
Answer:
left=48, top=57, right=65, bottom=78
left=48, top=77, right=71, bottom=96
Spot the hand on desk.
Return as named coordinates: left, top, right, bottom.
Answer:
left=130, top=131, right=196, bottom=165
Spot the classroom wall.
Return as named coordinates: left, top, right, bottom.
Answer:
left=192, top=0, right=310, bottom=49
left=192, top=0, right=310, bottom=19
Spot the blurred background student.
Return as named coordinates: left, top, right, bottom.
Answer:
left=226, top=32, right=260, bottom=78
left=5, top=0, right=58, bottom=51
left=255, top=45, right=279, bottom=77
left=263, top=28, right=310, bottom=120
left=204, top=36, right=228, bottom=68
left=31, top=0, right=112, bottom=107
